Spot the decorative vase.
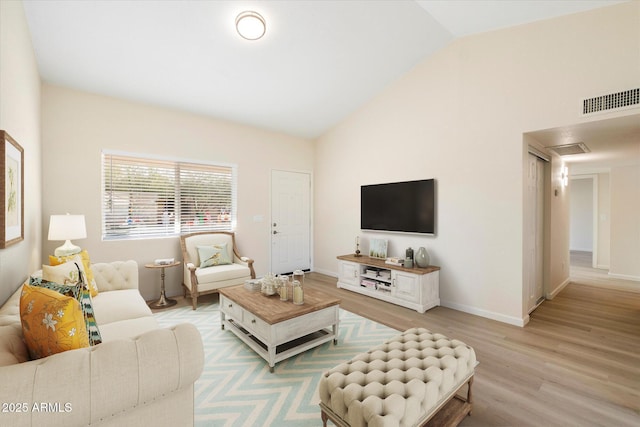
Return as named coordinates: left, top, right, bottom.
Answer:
left=415, top=247, right=429, bottom=268
left=405, top=247, right=414, bottom=260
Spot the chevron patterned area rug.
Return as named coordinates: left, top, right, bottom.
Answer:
left=154, top=300, right=398, bottom=427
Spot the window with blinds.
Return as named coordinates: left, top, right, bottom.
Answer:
left=102, top=152, right=237, bottom=240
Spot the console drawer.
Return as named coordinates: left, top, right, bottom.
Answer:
left=220, top=295, right=243, bottom=319
left=243, top=311, right=270, bottom=339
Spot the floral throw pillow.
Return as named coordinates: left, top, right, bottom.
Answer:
left=30, top=270, right=102, bottom=346
left=20, top=284, right=89, bottom=360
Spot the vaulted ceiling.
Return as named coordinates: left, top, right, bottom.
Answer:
left=23, top=0, right=630, bottom=142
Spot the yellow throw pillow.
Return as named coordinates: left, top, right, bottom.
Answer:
left=50, top=250, right=99, bottom=297
left=20, top=284, right=89, bottom=360
left=28, top=276, right=102, bottom=346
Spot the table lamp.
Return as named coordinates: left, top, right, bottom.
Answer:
left=48, top=214, right=87, bottom=256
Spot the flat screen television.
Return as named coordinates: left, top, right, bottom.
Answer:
left=361, top=179, right=436, bottom=235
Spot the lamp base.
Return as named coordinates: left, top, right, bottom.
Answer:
left=54, top=240, right=82, bottom=257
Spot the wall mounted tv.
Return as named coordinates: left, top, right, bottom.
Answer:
left=361, top=179, right=436, bottom=235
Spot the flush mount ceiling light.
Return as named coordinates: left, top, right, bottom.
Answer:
left=236, top=11, right=266, bottom=40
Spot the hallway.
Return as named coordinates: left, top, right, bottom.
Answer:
left=570, top=250, right=640, bottom=293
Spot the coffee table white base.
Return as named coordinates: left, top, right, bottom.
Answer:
left=220, top=295, right=339, bottom=372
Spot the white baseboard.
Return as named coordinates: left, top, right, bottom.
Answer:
left=313, top=268, right=337, bottom=278
left=440, top=300, right=528, bottom=327
left=546, top=277, right=571, bottom=300
left=608, top=272, right=640, bottom=282
left=596, top=264, right=610, bottom=270
left=316, top=269, right=532, bottom=327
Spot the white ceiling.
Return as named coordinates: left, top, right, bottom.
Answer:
left=22, top=0, right=627, bottom=137
left=528, top=114, right=640, bottom=173
left=23, top=0, right=634, bottom=152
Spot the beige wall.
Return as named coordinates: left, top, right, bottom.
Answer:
left=314, top=2, right=639, bottom=325
left=570, top=177, right=594, bottom=252
left=42, top=85, right=313, bottom=300
left=610, top=165, right=640, bottom=280
left=0, top=0, right=42, bottom=305
left=570, top=172, right=613, bottom=270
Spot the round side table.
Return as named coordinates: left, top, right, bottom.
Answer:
left=145, top=261, right=180, bottom=309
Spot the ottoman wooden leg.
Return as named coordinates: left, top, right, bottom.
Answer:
left=467, top=375, right=474, bottom=415
left=321, top=409, right=328, bottom=427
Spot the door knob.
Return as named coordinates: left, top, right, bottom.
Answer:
left=273, top=230, right=278, bottom=234
left=273, top=222, right=277, bottom=226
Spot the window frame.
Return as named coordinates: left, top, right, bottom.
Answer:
left=101, top=150, right=238, bottom=241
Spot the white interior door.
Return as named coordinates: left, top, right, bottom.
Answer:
left=271, top=170, right=311, bottom=274
left=525, top=153, right=545, bottom=312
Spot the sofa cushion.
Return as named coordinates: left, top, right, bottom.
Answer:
left=0, top=288, right=30, bottom=366
left=92, top=289, right=154, bottom=326
left=19, top=284, right=89, bottom=360
left=42, top=256, right=86, bottom=284
left=50, top=250, right=99, bottom=297
left=195, top=263, right=251, bottom=283
left=99, top=317, right=159, bottom=342
left=92, top=260, right=139, bottom=292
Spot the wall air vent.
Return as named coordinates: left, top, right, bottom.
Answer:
left=582, top=88, right=639, bottom=115
left=548, top=142, right=591, bottom=156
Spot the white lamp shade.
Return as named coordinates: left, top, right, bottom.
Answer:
left=48, top=214, right=87, bottom=241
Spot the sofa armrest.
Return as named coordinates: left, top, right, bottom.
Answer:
left=92, top=260, right=139, bottom=292
left=0, top=323, right=204, bottom=426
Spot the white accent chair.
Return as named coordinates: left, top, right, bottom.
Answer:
left=180, top=231, right=255, bottom=310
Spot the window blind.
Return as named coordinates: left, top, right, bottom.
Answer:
left=102, top=152, right=237, bottom=240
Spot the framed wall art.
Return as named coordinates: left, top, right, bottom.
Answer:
left=0, top=131, right=24, bottom=248
left=369, top=238, right=388, bottom=259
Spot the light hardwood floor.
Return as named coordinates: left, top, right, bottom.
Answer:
left=307, top=272, right=640, bottom=427
left=161, top=271, right=640, bottom=426
left=570, top=250, right=640, bottom=293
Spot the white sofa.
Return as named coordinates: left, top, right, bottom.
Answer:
left=0, top=260, right=204, bottom=427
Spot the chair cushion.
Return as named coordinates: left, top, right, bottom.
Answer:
left=184, top=233, right=235, bottom=266
left=195, top=263, right=250, bottom=284
left=197, top=244, right=232, bottom=268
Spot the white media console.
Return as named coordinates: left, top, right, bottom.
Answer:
left=336, top=254, right=440, bottom=313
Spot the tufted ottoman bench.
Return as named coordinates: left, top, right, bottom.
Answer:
left=318, top=327, right=477, bottom=427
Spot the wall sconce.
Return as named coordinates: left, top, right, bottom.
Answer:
left=48, top=214, right=87, bottom=256
left=561, top=166, right=569, bottom=187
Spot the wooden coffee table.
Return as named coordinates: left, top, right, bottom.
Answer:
left=219, top=285, right=340, bottom=372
